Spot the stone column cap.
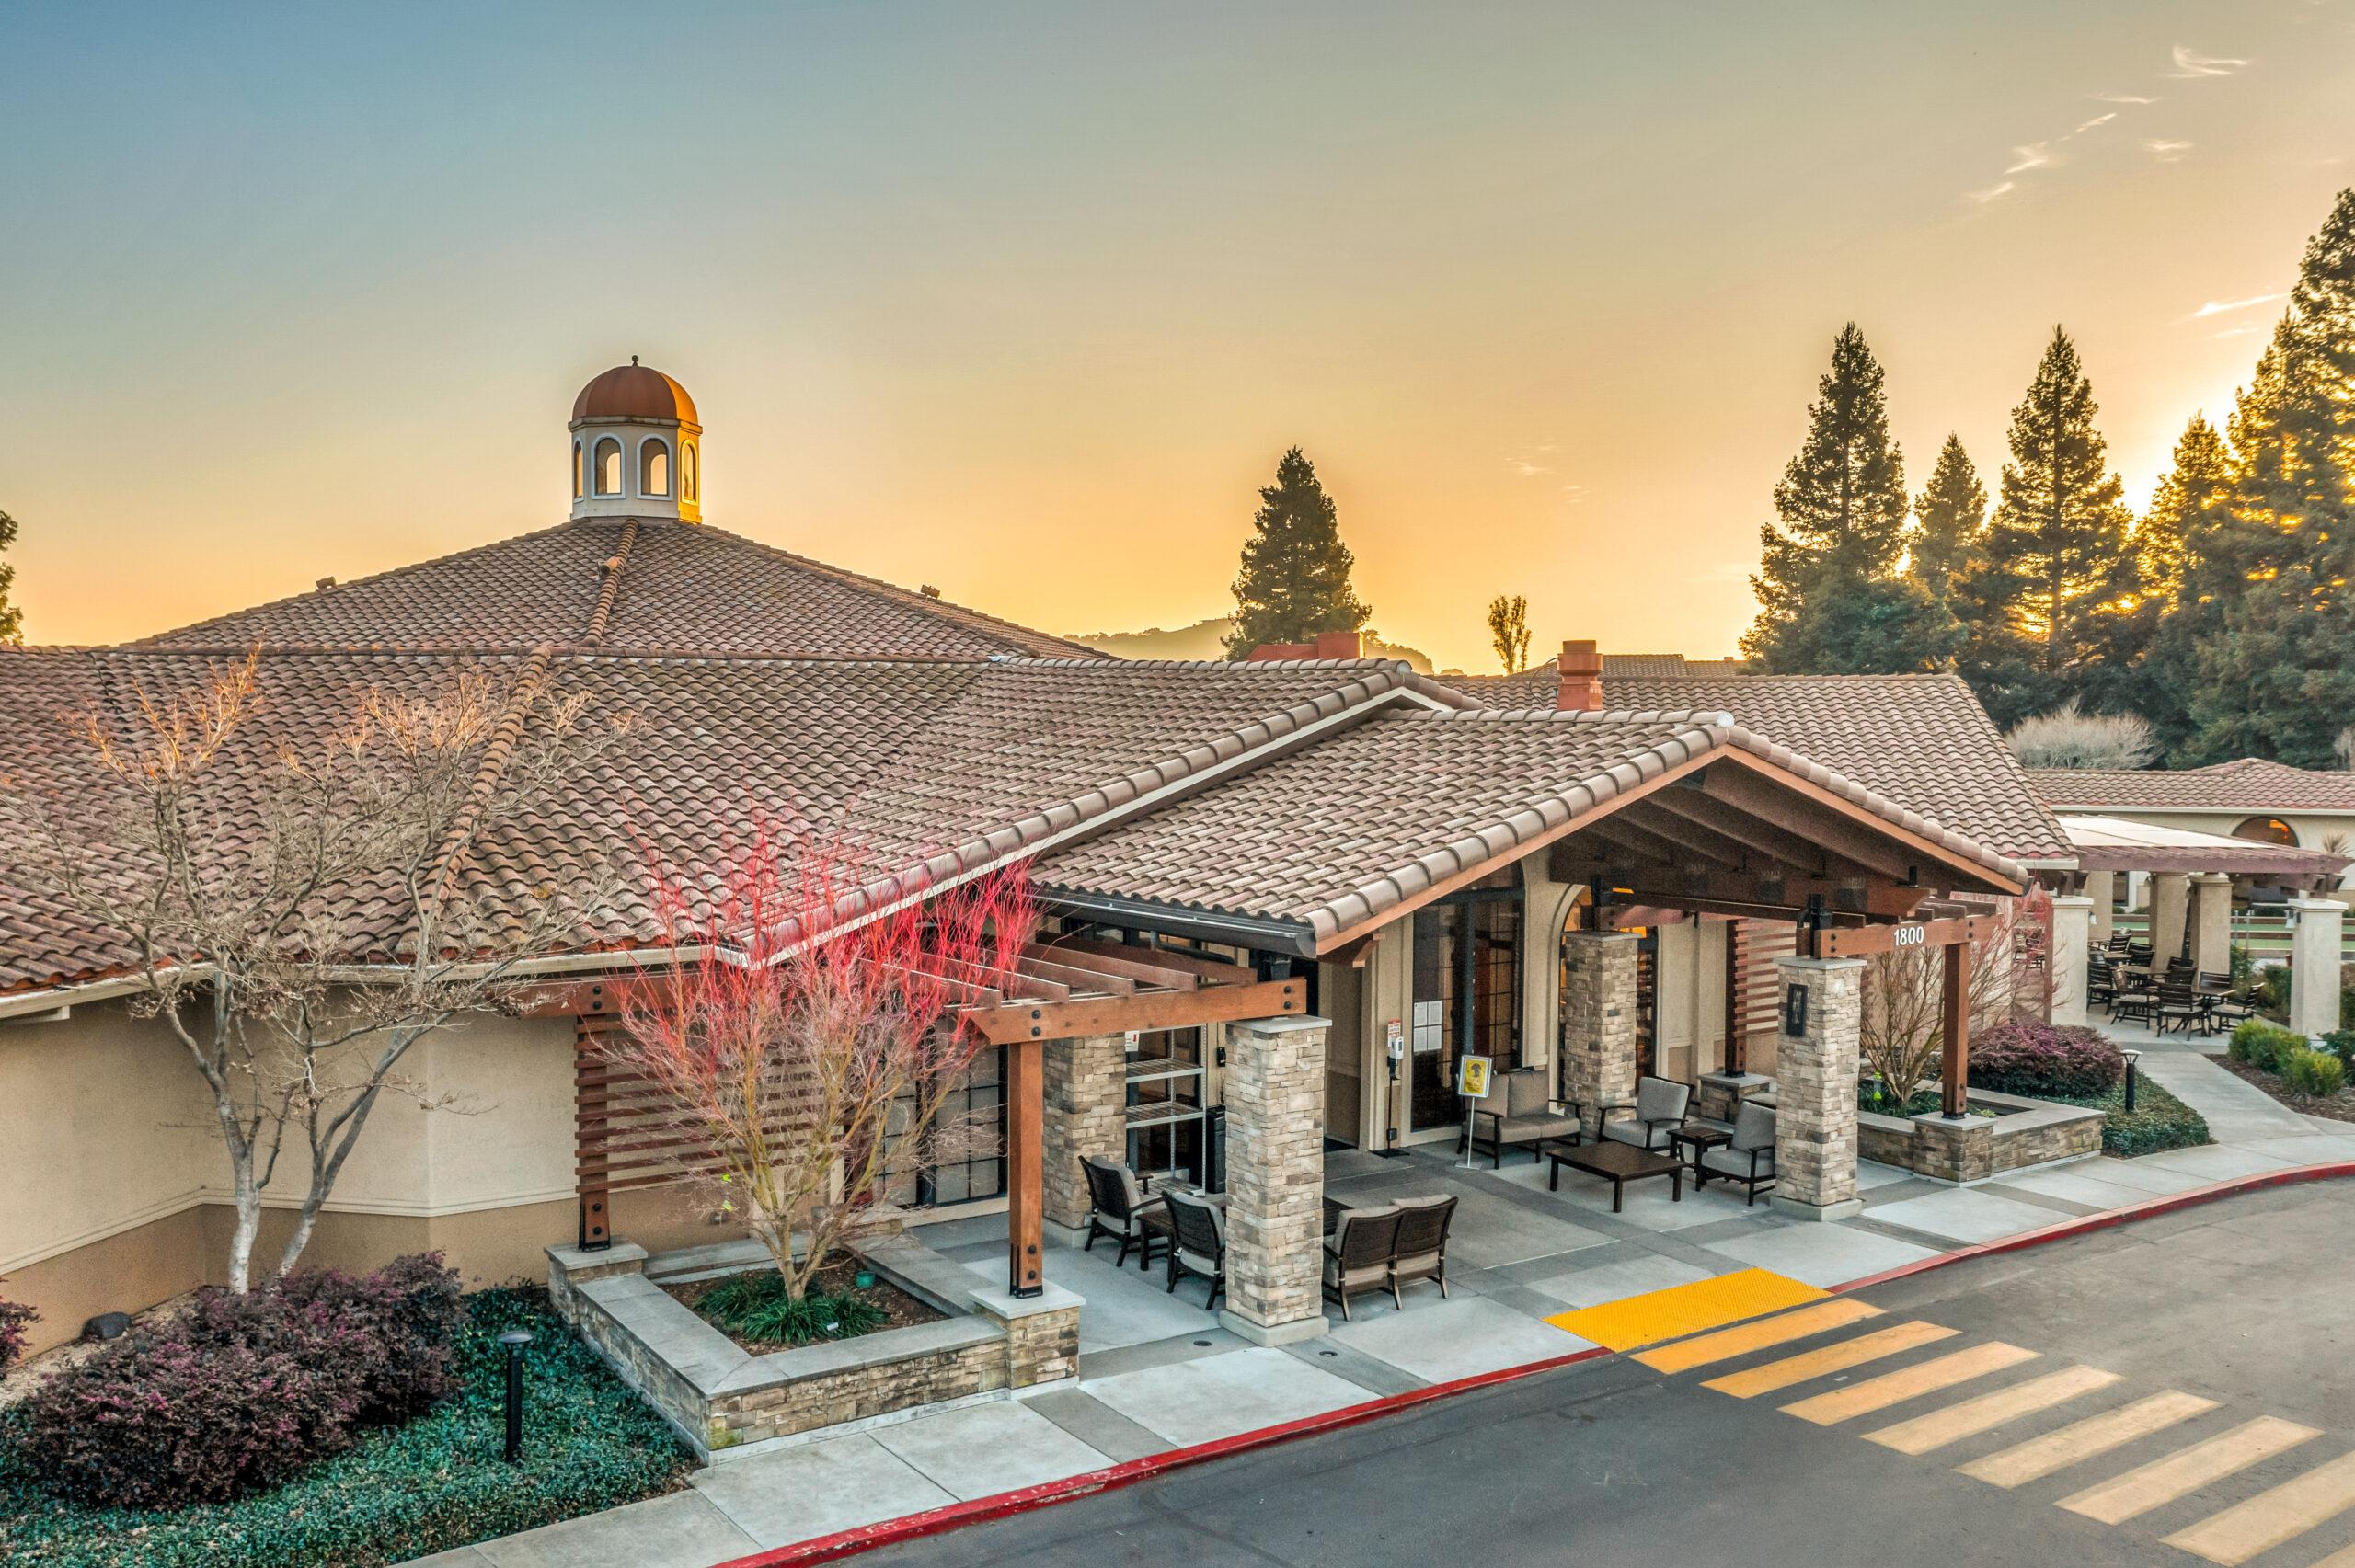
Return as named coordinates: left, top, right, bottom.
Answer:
left=1563, top=929, right=1640, bottom=944
left=1774, top=954, right=1867, bottom=973
left=2049, top=893, right=2096, bottom=908
left=1229, top=1013, right=1333, bottom=1036
left=2291, top=897, right=2350, bottom=911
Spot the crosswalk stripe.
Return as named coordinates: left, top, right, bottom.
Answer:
left=1780, top=1342, right=2039, bottom=1425
left=2058, top=1416, right=2322, bottom=1526
left=1864, top=1365, right=2120, bottom=1456
left=1701, top=1321, right=1956, bottom=1399
left=2159, top=1447, right=2355, bottom=1564
left=1634, top=1298, right=1885, bottom=1375
left=2300, top=1541, right=2355, bottom=1567
left=1959, top=1391, right=2220, bottom=1488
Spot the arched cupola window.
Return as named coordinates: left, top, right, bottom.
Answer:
left=573, top=441, right=586, bottom=499
left=2234, top=816, right=2299, bottom=847
left=682, top=441, right=697, bottom=502
left=640, top=438, right=672, bottom=498
left=593, top=438, right=623, bottom=497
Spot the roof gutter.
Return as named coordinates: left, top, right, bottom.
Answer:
left=1038, top=890, right=1320, bottom=958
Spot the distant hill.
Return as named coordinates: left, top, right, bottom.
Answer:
left=1068, top=616, right=1436, bottom=671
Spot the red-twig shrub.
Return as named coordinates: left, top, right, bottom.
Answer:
left=23, top=1253, right=463, bottom=1508
left=1966, top=1020, right=2124, bottom=1100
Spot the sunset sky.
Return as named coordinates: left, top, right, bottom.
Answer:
left=5, top=2, right=2352, bottom=670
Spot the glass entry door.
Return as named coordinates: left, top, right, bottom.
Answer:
left=1407, top=891, right=1523, bottom=1139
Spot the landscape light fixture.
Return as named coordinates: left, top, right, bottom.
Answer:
left=2121, top=1048, right=2142, bottom=1115
left=498, top=1328, right=535, bottom=1463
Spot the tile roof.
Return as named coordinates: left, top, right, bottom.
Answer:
left=2029, top=760, right=2355, bottom=814
left=1431, top=671, right=2071, bottom=863
left=135, top=519, right=1096, bottom=660
left=2058, top=816, right=2352, bottom=879
left=1040, top=707, right=2026, bottom=950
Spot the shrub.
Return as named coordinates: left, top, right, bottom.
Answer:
left=695, top=1273, right=888, bottom=1347
left=2282, top=1047, right=2349, bottom=1098
left=2092, top=1077, right=2212, bottom=1157
left=2321, top=1029, right=2355, bottom=1063
left=1967, top=1020, right=2123, bottom=1099
left=0, top=1285, right=34, bottom=1376
left=21, top=1253, right=462, bottom=1510
left=2230, top=1018, right=2305, bottom=1072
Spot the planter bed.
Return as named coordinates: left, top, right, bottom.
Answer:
left=1857, top=1089, right=2105, bottom=1184
left=661, top=1257, right=946, bottom=1354
left=548, top=1228, right=1081, bottom=1460
left=0, top=1286, right=691, bottom=1568
left=2217, top=1055, right=2355, bottom=1126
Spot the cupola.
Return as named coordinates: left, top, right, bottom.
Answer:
left=569, top=357, right=702, bottom=522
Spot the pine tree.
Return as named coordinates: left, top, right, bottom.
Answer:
left=1223, top=448, right=1371, bottom=658
left=2132, top=416, right=2234, bottom=756
left=1973, top=327, right=2136, bottom=722
left=1740, top=325, right=1947, bottom=673
left=0, top=510, right=19, bottom=646
left=1910, top=434, right=1986, bottom=614
left=2185, top=189, right=2355, bottom=765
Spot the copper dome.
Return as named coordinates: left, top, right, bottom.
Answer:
left=571, top=361, right=699, bottom=425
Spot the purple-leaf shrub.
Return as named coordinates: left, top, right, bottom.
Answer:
left=22, top=1253, right=465, bottom=1509
left=0, top=1281, right=36, bottom=1374
left=1966, top=1020, right=2124, bottom=1100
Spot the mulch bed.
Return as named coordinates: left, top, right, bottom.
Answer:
left=661, top=1258, right=943, bottom=1355
left=2218, top=1055, right=2355, bottom=1125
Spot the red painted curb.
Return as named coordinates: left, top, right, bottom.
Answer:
left=707, top=1157, right=2355, bottom=1568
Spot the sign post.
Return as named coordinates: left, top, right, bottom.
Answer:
left=1456, top=1053, right=1493, bottom=1169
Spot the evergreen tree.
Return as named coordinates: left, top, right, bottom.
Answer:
left=2185, top=189, right=2355, bottom=765
left=1223, top=448, right=1371, bottom=658
left=2133, top=416, right=2234, bottom=756
left=1740, top=325, right=1947, bottom=673
left=1910, top=434, right=1986, bottom=614
left=1486, top=593, right=1531, bottom=673
left=0, top=510, right=19, bottom=646
left=1972, top=326, right=2136, bottom=724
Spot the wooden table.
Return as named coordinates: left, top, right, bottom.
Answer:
left=1538, top=1138, right=1683, bottom=1211
left=1666, top=1123, right=1732, bottom=1177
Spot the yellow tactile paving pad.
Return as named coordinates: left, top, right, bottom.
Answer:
left=1545, top=1267, right=1827, bottom=1352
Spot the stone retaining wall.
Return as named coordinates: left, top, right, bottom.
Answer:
left=1857, top=1090, right=2106, bottom=1184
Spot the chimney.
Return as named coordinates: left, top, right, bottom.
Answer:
left=1557, top=639, right=1604, bottom=710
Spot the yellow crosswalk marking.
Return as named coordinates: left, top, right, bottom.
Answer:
left=2302, top=1542, right=2355, bottom=1567
left=1864, top=1365, right=2120, bottom=1456
left=1959, top=1391, right=2219, bottom=1488
left=1545, top=1268, right=1828, bottom=1351
left=1634, top=1298, right=1884, bottom=1375
left=2058, top=1416, right=2321, bottom=1526
left=1781, top=1342, right=2039, bottom=1425
left=1701, top=1321, right=1956, bottom=1399
left=2159, top=1447, right=2355, bottom=1564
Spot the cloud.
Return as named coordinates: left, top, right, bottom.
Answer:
left=2189, top=292, right=2285, bottom=318
left=2143, top=138, right=2194, bottom=160
left=1506, top=444, right=1560, bottom=477
left=2071, top=111, right=2119, bottom=134
left=2006, top=142, right=2056, bottom=173
left=1560, top=485, right=1589, bottom=506
left=2094, top=92, right=2159, bottom=104
left=2167, top=44, right=2248, bottom=77
left=1967, top=180, right=2017, bottom=203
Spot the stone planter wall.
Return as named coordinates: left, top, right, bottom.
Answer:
left=547, top=1230, right=1080, bottom=1460
left=1856, top=1090, right=2105, bottom=1185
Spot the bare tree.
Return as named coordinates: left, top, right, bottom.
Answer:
left=607, top=834, right=1034, bottom=1301
left=2005, top=699, right=2155, bottom=770
left=1486, top=594, right=1532, bottom=674
left=16, top=652, right=625, bottom=1290
left=2335, top=725, right=2355, bottom=771
left=1857, top=892, right=2050, bottom=1112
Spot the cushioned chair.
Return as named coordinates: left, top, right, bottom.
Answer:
left=2155, top=980, right=2207, bottom=1037
left=1164, top=1189, right=1227, bottom=1309
left=1321, top=1203, right=1403, bottom=1321
left=1389, top=1193, right=1456, bottom=1302
left=2201, top=971, right=2257, bottom=1028
left=1698, top=1103, right=1777, bottom=1206
left=1465, top=1068, right=1583, bottom=1167
left=1598, top=1075, right=1693, bottom=1152
left=1080, top=1154, right=1168, bottom=1271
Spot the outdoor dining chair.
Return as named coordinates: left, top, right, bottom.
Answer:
left=2200, top=971, right=2257, bottom=1029
left=1320, top=1203, right=1404, bottom=1321
left=2087, top=956, right=2117, bottom=1008
left=1163, top=1189, right=1228, bottom=1310
left=1598, top=1074, right=1693, bottom=1152
left=2154, top=980, right=2207, bottom=1037
left=1388, top=1193, right=1457, bottom=1302
left=1697, top=1103, right=1777, bottom=1206
left=1079, top=1154, right=1169, bottom=1271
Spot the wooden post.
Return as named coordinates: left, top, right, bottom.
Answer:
left=1940, top=939, right=1970, bottom=1118
left=1006, top=1038, right=1045, bottom=1298
left=574, top=1013, right=614, bottom=1251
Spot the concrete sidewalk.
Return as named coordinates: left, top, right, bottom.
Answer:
left=414, top=1047, right=2355, bottom=1568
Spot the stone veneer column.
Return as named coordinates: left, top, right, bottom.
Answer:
left=1770, top=955, right=1865, bottom=1221
left=2048, top=894, right=2094, bottom=1027
left=2083, top=870, right=2117, bottom=947
left=1220, top=1014, right=1329, bottom=1345
left=2290, top=898, right=2348, bottom=1037
left=1560, top=932, right=1639, bottom=1136
left=2190, top=874, right=2234, bottom=978
left=1042, top=1034, right=1126, bottom=1237
left=2150, top=872, right=2191, bottom=963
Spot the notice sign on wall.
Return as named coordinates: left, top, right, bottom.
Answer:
left=1456, top=1054, right=1494, bottom=1100
left=1385, top=1019, right=1405, bottom=1060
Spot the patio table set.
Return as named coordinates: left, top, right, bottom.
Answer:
left=2092, top=938, right=2259, bottom=1037
left=1465, top=1068, right=1780, bottom=1208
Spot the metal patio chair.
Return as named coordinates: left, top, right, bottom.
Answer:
left=1164, top=1189, right=1228, bottom=1310
left=2154, top=980, right=2207, bottom=1037
left=1321, top=1203, right=1403, bottom=1321
left=1388, top=1193, right=1458, bottom=1302
left=1598, top=1075, right=1694, bottom=1153
left=1080, top=1154, right=1169, bottom=1271
left=1697, top=1103, right=1777, bottom=1206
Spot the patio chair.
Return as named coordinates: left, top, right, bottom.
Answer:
left=2105, top=933, right=2131, bottom=954
left=2200, top=971, right=2257, bottom=1028
left=1597, top=1074, right=1693, bottom=1152
left=2109, top=970, right=2155, bottom=1028
left=1389, top=1193, right=1457, bottom=1301
left=2087, top=956, right=2117, bottom=1008
left=2154, top=980, right=2207, bottom=1037
left=1079, top=1154, right=1169, bottom=1271
left=2127, top=940, right=2154, bottom=965
left=1320, top=1203, right=1403, bottom=1321
left=1464, top=1067, right=1582, bottom=1167
left=1696, top=1103, right=1777, bottom=1206
left=1164, top=1189, right=1227, bottom=1309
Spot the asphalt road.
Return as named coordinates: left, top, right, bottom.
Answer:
left=866, top=1177, right=2355, bottom=1568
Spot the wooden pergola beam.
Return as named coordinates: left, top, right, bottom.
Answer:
left=1643, top=785, right=1841, bottom=877
left=965, top=975, right=1304, bottom=1045
left=1698, top=763, right=1923, bottom=884
left=1616, top=798, right=1768, bottom=871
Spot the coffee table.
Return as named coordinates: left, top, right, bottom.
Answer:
left=1538, top=1137, right=1683, bottom=1211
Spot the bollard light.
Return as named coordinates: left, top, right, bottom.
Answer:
left=2121, top=1048, right=2142, bottom=1116
left=499, top=1328, right=535, bottom=1463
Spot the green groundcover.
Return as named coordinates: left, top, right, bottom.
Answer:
left=0, top=1286, right=692, bottom=1568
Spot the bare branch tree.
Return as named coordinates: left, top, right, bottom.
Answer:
left=605, top=832, right=1034, bottom=1301
left=13, top=652, right=626, bottom=1290
left=2005, top=699, right=2155, bottom=770
left=1858, top=891, right=2051, bottom=1111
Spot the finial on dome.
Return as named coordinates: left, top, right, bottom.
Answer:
left=630, top=354, right=638, bottom=366
left=569, top=361, right=703, bottom=524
